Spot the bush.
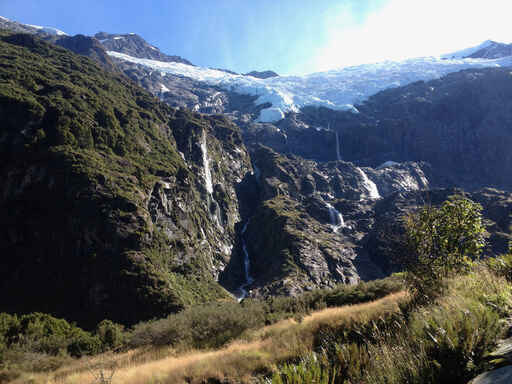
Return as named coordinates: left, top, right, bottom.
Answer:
left=402, top=196, right=486, bottom=300
left=96, top=320, right=126, bottom=351
left=0, top=312, right=102, bottom=363
left=67, top=332, right=102, bottom=357
left=128, top=276, right=403, bottom=351
left=129, top=300, right=267, bottom=350
left=273, top=271, right=507, bottom=384
left=487, top=243, right=512, bottom=281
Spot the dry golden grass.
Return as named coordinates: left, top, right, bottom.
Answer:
left=19, top=291, right=407, bottom=384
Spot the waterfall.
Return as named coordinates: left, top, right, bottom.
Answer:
left=357, top=167, right=381, bottom=200
left=201, top=130, right=224, bottom=229
left=237, top=220, right=254, bottom=302
left=201, top=131, right=213, bottom=194
left=326, top=202, right=345, bottom=232
left=335, top=131, right=341, bottom=161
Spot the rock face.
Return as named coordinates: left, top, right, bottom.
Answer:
left=1, top=23, right=512, bottom=323
left=243, top=70, right=279, bottom=79
left=466, top=41, right=512, bottom=59
left=53, top=34, right=117, bottom=71
left=233, top=145, right=511, bottom=297
left=94, top=32, right=192, bottom=65
left=470, top=366, right=512, bottom=384
left=0, top=32, right=251, bottom=326
left=0, top=17, right=66, bottom=36
left=276, top=68, right=512, bottom=192
left=236, top=146, right=431, bottom=296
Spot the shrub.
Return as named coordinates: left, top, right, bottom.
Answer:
left=273, top=270, right=508, bottom=384
left=129, top=300, right=267, bottom=350
left=95, top=320, right=126, bottom=351
left=0, top=312, right=101, bottom=361
left=402, top=196, right=486, bottom=300
left=487, top=242, right=512, bottom=281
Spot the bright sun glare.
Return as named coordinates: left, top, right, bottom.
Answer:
left=313, top=0, right=512, bottom=72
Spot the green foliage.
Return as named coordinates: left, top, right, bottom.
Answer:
left=272, top=353, right=336, bottom=384
left=129, top=300, right=267, bottom=350
left=128, top=276, right=402, bottom=351
left=95, top=320, right=125, bottom=351
left=273, top=268, right=509, bottom=384
left=403, top=195, right=487, bottom=299
left=0, top=312, right=101, bottom=359
left=0, top=32, right=239, bottom=326
left=487, top=242, right=512, bottom=281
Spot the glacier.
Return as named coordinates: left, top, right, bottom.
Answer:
left=107, top=43, right=512, bottom=123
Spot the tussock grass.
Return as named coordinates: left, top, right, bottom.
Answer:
left=20, top=292, right=407, bottom=384
left=7, top=266, right=510, bottom=384
left=273, top=265, right=512, bottom=384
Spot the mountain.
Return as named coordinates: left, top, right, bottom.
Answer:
left=94, top=32, right=192, bottom=65
left=0, top=16, right=67, bottom=36
left=243, top=70, right=279, bottom=79
left=0, top=31, right=251, bottom=326
left=442, top=39, right=512, bottom=60
left=0, top=16, right=512, bottom=326
left=53, top=34, right=117, bottom=71
left=466, top=40, right=512, bottom=59
left=106, top=47, right=512, bottom=123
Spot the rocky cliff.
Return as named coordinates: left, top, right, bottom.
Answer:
left=0, top=32, right=251, bottom=326
left=1, top=26, right=511, bottom=324
left=236, top=146, right=511, bottom=297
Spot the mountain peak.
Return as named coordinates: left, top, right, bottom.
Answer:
left=94, top=32, right=192, bottom=65
left=441, top=40, right=512, bottom=60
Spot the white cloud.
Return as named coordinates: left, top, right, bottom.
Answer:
left=313, top=0, right=512, bottom=72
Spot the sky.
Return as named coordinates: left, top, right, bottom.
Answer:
left=1, top=0, right=512, bottom=75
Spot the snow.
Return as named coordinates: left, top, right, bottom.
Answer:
left=26, top=24, right=67, bottom=36
left=259, top=107, right=285, bottom=122
left=441, top=40, right=495, bottom=59
left=377, top=160, right=399, bottom=169
left=150, top=46, right=158, bottom=51
left=0, top=16, right=10, bottom=21
left=113, top=36, right=124, bottom=40
left=107, top=41, right=512, bottom=122
left=160, top=83, right=170, bottom=93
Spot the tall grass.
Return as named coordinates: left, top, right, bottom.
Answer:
left=17, top=293, right=407, bottom=384
left=272, top=266, right=511, bottom=384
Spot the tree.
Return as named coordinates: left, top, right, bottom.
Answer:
left=402, top=195, right=487, bottom=300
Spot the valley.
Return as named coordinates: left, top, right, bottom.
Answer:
left=0, top=12, right=512, bottom=383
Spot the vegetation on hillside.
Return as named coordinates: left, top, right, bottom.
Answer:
left=1, top=30, right=511, bottom=384
left=401, top=196, right=487, bottom=300
left=0, top=31, right=234, bottom=327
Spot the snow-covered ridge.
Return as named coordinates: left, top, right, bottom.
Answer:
left=26, top=24, right=67, bottom=36
left=441, top=40, right=495, bottom=59
left=107, top=43, right=512, bottom=123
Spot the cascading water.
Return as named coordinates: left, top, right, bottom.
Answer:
left=357, top=167, right=381, bottom=200
left=201, top=131, right=214, bottom=194
left=236, top=220, right=254, bottom=301
left=201, top=130, right=224, bottom=229
left=326, top=202, right=345, bottom=232
left=335, top=131, right=341, bottom=161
